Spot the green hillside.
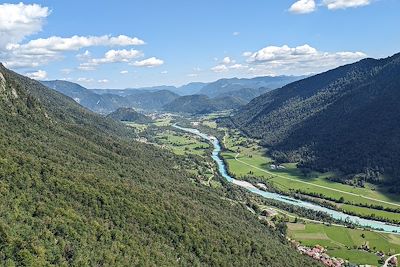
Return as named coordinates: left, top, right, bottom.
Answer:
left=106, top=107, right=151, bottom=123
left=0, top=64, right=321, bottom=266
left=163, top=94, right=246, bottom=114
left=232, top=53, right=400, bottom=188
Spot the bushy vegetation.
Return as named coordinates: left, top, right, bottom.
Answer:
left=0, top=65, right=322, bottom=266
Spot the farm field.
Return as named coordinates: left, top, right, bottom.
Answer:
left=155, top=129, right=210, bottom=156
left=220, top=129, right=400, bottom=223
left=154, top=116, right=173, bottom=126
left=287, top=222, right=400, bottom=266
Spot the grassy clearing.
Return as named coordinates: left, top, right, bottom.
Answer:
left=155, top=130, right=210, bottom=156
left=202, top=120, right=217, bottom=129
left=200, top=111, right=232, bottom=120
left=124, top=122, right=148, bottom=132
left=154, top=117, right=173, bottom=126
left=340, top=204, right=400, bottom=222
left=288, top=222, right=400, bottom=266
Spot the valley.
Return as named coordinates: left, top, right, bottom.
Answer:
left=124, top=111, right=400, bottom=266
left=1, top=2, right=399, bottom=266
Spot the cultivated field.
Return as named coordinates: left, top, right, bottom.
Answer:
left=288, top=222, right=400, bottom=266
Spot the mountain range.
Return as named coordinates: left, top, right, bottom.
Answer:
left=92, top=82, right=207, bottom=96
left=41, top=80, right=180, bottom=113
left=91, top=76, right=302, bottom=97
left=0, top=63, right=320, bottom=266
left=198, top=76, right=304, bottom=98
left=41, top=75, right=302, bottom=114
left=231, top=53, right=400, bottom=187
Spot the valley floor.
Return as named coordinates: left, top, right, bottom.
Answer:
left=126, top=112, right=400, bottom=266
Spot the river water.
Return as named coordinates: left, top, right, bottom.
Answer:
left=173, top=124, right=400, bottom=234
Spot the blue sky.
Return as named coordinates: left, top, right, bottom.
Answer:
left=0, top=0, right=399, bottom=88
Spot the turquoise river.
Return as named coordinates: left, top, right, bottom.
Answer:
left=173, top=124, right=400, bottom=234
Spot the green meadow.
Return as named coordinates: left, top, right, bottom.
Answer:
left=288, top=222, right=400, bottom=266
left=155, top=130, right=210, bottom=156
left=221, top=130, right=400, bottom=222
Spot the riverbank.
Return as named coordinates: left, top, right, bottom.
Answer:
left=173, top=124, right=400, bottom=234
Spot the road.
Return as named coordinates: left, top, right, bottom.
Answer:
left=383, top=253, right=400, bottom=267
left=234, top=153, right=400, bottom=208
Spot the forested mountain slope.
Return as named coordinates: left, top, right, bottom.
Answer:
left=123, top=89, right=179, bottom=110
left=163, top=94, right=246, bottom=114
left=215, top=87, right=270, bottom=102
left=232, top=53, right=400, bottom=184
left=41, top=80, right=126, bottom=114
left=107, top=107, right=151, bottom=123
left=0, top=64, right=320, bottom=266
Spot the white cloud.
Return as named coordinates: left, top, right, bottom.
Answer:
left=222, top=56, right=234, bottom=65
left=77, top=63, right=96, bottom=71
left=211, top=56, right=247, bottom=73
left=161, top=70, right=168, bottom=74
left=233, top=32, right=240, bottom=36
left=100, top=49, right=142, bottom=63
left=9, top=35, right=144, bottom=52
left=77, top=49, right=142, bottom=71
left=289, top=0, right=372, bottom=13
left=322, top=0, right=371, bottom=10
left=3, top=35, right=145, bottom=69
left=98, top=79, right=109, bottom=83
left=61, top=68, right=72, bottom=74
left=245, top=44, right=366, bottom=75
left=249, top=44, right=317, bottom=62
left=77, top=77, right=94, bottom=83
left=120, top=70, right=129, bottom=74
left=26, top=70, right=47, bottom=80
left=0, top=4, right=146, bottom=70
left=211, top=64, right=229, bottom=73
left=132, top=57, right=164, bottom=67
left=229, top=64, right=247, bottom=70
left=0, top=3, right=50, bottom=48
left=76, top=50, right=91, bottom=60
left=289, top=0, right=316, bottom=14
left=242, top=51, right=252, bottom=57
left=187, top=73, right=198, bottom=77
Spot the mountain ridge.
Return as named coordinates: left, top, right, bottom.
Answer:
left=231, top=53, right=400, bottom=185
left=41, top=80, right=179, bottom=113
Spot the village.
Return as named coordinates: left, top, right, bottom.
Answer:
left=291, top=242, right=398, bottom=267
